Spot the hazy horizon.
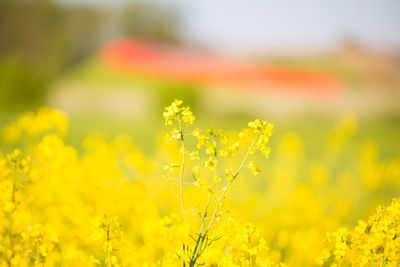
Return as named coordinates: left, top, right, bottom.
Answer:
left=58, top=0, right=400, bottom=54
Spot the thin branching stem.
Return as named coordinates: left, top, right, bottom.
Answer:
left=189, top=140, right=217, bottom=266
left=204, top=132, right=260, bottom=234
left=188, top=132, right=260, bottom=266
left=178, top=118, right=186, bottom=220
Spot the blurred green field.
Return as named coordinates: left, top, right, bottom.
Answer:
left=2, top=56, right=400, bottom=161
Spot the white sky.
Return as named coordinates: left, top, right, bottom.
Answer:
left=61, top=0, right=400, bottom=54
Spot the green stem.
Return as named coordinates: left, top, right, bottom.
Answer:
left=106, top=224, right=111, bottom=267
left=178, top=118, right=186, bottom=220
left=204, top=132, right=260, bottom=235
left=188, top=132, right=260, bottom=266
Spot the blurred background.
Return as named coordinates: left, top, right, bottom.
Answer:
left=0, top=0, right=399, bottom=156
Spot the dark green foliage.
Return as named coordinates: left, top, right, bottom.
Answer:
left=0, top=56, right=47, bottom=110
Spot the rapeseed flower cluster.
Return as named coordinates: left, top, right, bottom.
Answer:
left=0, top=100, right=398, bottom=266
left=2, top=107, right=67, bottom=143
left=162, top=100, right=275, bottom=266
left=317, top=198, right=400, bottom=266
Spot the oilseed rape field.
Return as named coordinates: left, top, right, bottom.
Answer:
left=0, top=100, right=400, bottom=267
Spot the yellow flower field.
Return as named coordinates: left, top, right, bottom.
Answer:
left=0, top=101, right=399, bottom=266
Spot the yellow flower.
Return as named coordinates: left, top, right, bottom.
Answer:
left=3, top=201, right=15, bottom=213
left=181, top=106, right=196, bottom=125
left=163, top=99, right=182, bottom=125
left=213, top=174, right=222, bottom=184
left=189, top=151, right=199, bottom=160
left=163, top=99, right=195, bottom=126
left=192, top=128, right=201, bottom=137
left=204, top=157, right=216, bottom=171
left=7, top=149, right=30, bottom=173
left=164, top=162, right=176, bottom=173
left=225, top=167, right=235, bottom=181
left=247, top=160, right=261, bottom=176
